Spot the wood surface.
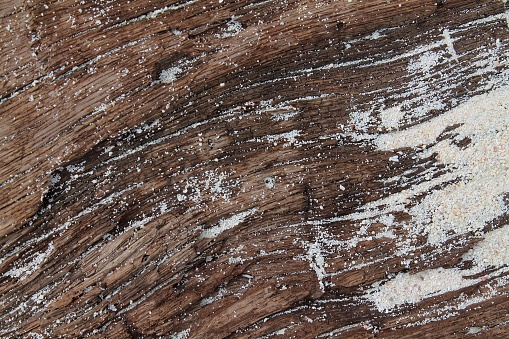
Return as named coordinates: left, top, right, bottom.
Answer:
left=1, top=0, right=509, bottom=337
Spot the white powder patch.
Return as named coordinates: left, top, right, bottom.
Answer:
left=306, top=241, right=327, bottom=292
left=260, top=130, right=302, bottom=147
left=160, top=66, right=183, bottom=84
left=442, top=29, right=459, bottom=62
left=216, top=18, right=243, bottom=38
left=375, top=87, right=509, bottom=150
left=66, top=163, right=85, bottom=173
left=368, top=267, right=470, bottom=312
left=463, top=224, right=509, bottom=268
left=199, top=287, right=227, bottom=306
left=365, top=30, right=384, bottom=40
left=350, top=23, right=507, bottom=135
left=158, top=55, right=203, bottom=85
left=350, top=109, right=374, bottom=133
left=126, top=214, right=156, bottom=231
left=49, top=173, right=61, bottom=185
left=4, top=242, right=54, bottom=281
left=408, top=51, right=442, bottom=74
left=374, top=86, right=509, bottom=244
left=159, top=202, right=168, bottom=214
left=170, top=328, right=191, bottom=339
left=367, top=224, right=509, bottom=312
left=379, top=105, right=404, bottom=130
left=200, top=208, right=258, bottom=239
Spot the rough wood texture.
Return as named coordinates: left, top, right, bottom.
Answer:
left=1, top=0, right=509, bottom=337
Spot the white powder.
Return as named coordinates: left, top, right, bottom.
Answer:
left=375, top=87, right=509, bottom=150
left=367, top=224, right=509, bottom=312
left=442, top=29, right=459, bottom=62
left=159, top=66, right=183, bottom=84
left=375, top=86, right=509, bottom=244
left=261, top=130, right=302, bottom=147
left=306, top=241, right=327, bottom=292
left=200, top=208, right=258, bottom=239
left=352, top=85, right=509, bottom=311
left=463, top=224, right=509, bottom=268
left=379, top=105, right=404, bottom=130
left=216, top=18, right=243, bottom=38
left=368, top=267, right=470, bottom=312
left=407, top=51, right=442, bottom=74
left=4, top=242, right=54, bottom=281
left=170, top=328, right=190, bottom=339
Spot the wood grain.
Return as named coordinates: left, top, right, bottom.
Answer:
left=1, top=0, right=509, bottom=337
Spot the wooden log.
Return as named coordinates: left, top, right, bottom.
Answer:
left=1, top=0, right=509, bottom=337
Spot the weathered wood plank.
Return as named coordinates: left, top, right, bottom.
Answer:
left=1, top=0, right=509, bottom=337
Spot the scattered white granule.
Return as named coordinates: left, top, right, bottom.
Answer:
left=200, top=208, right=258, bottom=239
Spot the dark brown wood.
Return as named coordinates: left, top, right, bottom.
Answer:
left=1, top=0, right=509, bottom=337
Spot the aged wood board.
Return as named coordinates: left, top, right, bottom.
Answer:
left=1, top=0, right=509, bottom=337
